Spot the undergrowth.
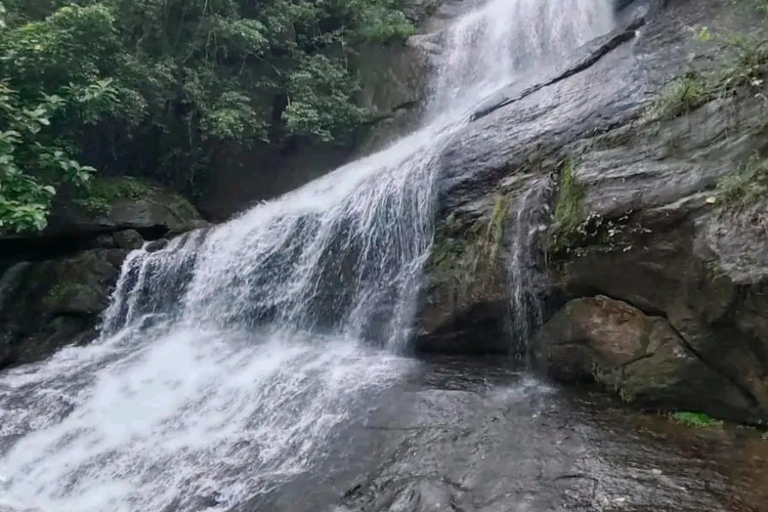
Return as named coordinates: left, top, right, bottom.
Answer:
left=671, top=411, right=723, bottom=429
left=74, top=177, right=156, bottom=215
left=645, top=31, right=768, bottom=122
left=716, top=154, right=768, bottom=210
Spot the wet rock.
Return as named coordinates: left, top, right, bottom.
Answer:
left=0, top=249, right=128, bottom=369
left=145, top=238, right=169, bottom=253
left=421, top=0, right=768, bottom=423
left=45, top=178, right=204, bottom=237
left=536, top=296, right=762, bottom=423
left=113, top=229, right=144, bottom=250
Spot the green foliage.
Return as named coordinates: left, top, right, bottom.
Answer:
left=74, top=177, right=155, bottom=215
left=0, top=81, right=100, bottom=232
left=716, top=154, right=768, bottom=210
left=547, top=158, right=652, bottom=258
left=671, top=411, right=723, bottom=429
left=0, top=0, right=414, bottom=231
left=710, top=34, right=768, bottom=95
left=284, top=55, right=366, bottom=142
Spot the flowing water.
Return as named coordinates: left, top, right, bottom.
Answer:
left=5, top=2, right=739, bottom=511
left=505, top=178, right=553, bottom=359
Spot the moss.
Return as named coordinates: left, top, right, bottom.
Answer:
left=43, top=281, right=90, bottom=308
left=166, top=193, right=198, bottom=220
left=671, top=411, right=723, bottom=429
left=716, top=155, right=768, bottom=211
left=429, top=193, right=511, bottom=299
left=486, top=193, right=510, bottom=260
left=548, top=158, right=586, bottom=254
left=74, top=177, right=157, bottom=215
left=645, top=74, right=708, bottom=122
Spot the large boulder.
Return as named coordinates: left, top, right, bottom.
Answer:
left=535, top=296, right=763, bottom=423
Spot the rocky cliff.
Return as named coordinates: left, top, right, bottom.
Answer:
left=420, top=0, right=768, bottom=423
left=0, top=179, right=204, bottom=369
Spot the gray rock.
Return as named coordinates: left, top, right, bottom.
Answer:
left=0, top=249, right=129, bottom=369
left=419, top=0, right=768, bottom=423
left=113, top=229, right=144, bottom=250
left=145, top=238, right=169, bottom=253
left=42, top=178, right=204, bottom=237
left=536, top=296, right=764, bottom=423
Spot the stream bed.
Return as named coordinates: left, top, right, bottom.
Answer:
left=251, top=356, right=768, bottom=512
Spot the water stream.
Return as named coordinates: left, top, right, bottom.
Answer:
left=0, top=2, right=659, bottom=511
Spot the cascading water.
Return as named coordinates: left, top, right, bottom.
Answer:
left=0, top=2, right=614, bottom=511
left=505, top=177, right=555, bottom=361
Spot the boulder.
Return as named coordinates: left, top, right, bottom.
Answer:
left=536, top=296, right=764, bottom=423
left=113, top=229, right=145, bottom=250
left=0, top=249, right=129, bottom=369
left=45, top=178, right=205, bottom=237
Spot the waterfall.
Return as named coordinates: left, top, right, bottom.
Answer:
left=505, top=177, right=555, bottom=361
left=0, top=2, right=614, bottom=511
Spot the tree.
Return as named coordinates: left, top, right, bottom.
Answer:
left=0, top=0, right=414, bottom=233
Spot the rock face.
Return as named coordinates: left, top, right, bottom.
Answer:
left=420, top=0, right=768, bottom=422
left=47, top=179, right=205, bottom=237
left=535, top=296, right=763, bottom=423
left=0, top=178, right=206, bottom=369
left=0, top=250, right=126, bottom=369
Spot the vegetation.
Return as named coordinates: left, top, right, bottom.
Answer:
left=671, top=411, right=723, bottom=429
left=644, top=74, right=707, bottom=122
left=74, top=176, right=155, bottom=215
left=551, top=159, right=584, bottom=237
left=0, top=0, right=414, bottom=233
left=716, top=154, right=768, bottom=210
left=547, top=158, right=653, bottom=258
left=548, top=158, right=586, bottom=255
left=646, top=26, right=768, bottom=122
left=43, top=280, right=91, bottom=309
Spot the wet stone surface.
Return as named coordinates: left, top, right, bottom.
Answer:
left=248, top=356, right=768, bottom=512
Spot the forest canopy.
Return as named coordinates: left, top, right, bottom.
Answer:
left=0, top=0, right=413, bottom=232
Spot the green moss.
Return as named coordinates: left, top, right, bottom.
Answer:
left=43, top=281, right=90, bottom=308
left=645, top=74, right=708, bottom=122
left=671, top=411, right=723, bottom=429
left=74, top=177, right=156, bottom=215
left=166, top=193, right=198, bottom=220
left=553, top=159, right=584, bottom=230
left=716, top=154, right=768, bottom=211
left=548, top=158, right=586, bottom=254
left=486, top=193, right=510, bottom=260
left=429, top=192, right=511, bottom=297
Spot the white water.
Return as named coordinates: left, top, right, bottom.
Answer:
left=0, top=2, right=614, bottom=511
